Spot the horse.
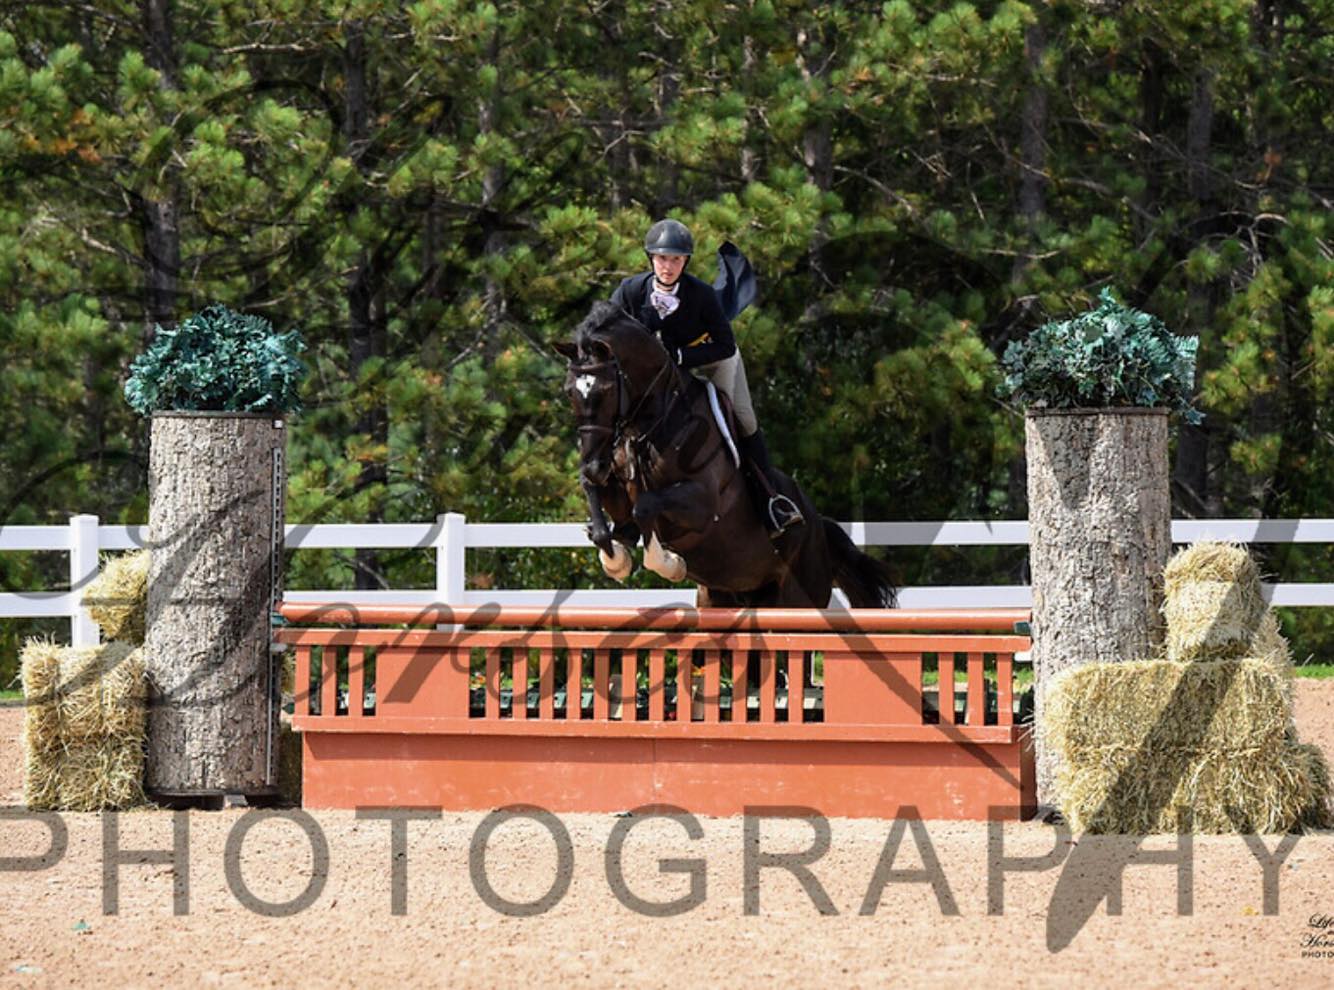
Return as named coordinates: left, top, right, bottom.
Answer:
left=554, top=301, right=897, bottom=609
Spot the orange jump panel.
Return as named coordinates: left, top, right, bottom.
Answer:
left=282, top=605, right=1036, bottom=822
left=301, top=729, right=1036, bottom=820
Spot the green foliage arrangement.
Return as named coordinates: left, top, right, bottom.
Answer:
left=124, top=304, right=307, bottom=415
left=998, top=289, right=1203, bottom=424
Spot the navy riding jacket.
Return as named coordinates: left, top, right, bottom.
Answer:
left=609, top=271, right=737, bottom=370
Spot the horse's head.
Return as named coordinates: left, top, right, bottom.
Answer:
left=554, top=302, right=676, bottom=486
left=555, top=336, right=621, bottom=486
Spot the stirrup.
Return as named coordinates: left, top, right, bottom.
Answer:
left=767, top=494, right=804, bottom=534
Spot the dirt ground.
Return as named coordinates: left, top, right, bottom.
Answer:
left=1, top=683, right=1332, bottom=989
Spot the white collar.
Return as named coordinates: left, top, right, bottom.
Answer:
left=652, top=278, right=680, bottom=296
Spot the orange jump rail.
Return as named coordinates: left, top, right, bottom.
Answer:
left=276, top=604, right=1036, bottom=821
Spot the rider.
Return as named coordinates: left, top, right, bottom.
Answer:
left=610, top=218, right=804, bottom=535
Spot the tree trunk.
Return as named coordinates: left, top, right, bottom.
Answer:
left=479, top=24, right=507, bottom=361
left=342, top=21, right=388, bottom=592
left=1174, top=67, right=1216, bottom=513
left=1008, top=17, right=1049, bottom=331
left=1026, top=408, right=1171, bottom=807
left=144, top=412, right=285, bottom=796
left=1016, top=21, right=1048, bottom=228
left=138, top=0, right=180, bottom=335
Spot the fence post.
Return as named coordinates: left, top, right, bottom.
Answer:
left=69, top=513, right=100, bottom=648
left=436, top=511, right=467, bottom=607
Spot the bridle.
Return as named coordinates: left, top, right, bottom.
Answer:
left=574, top=347, right=682, bottom=482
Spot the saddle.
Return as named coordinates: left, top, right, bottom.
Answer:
left=703, top=381, right=742, bottom=469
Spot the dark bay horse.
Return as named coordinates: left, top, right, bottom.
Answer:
left=555, top=302, right=896, bottom=608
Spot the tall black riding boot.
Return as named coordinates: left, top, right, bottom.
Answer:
left=737, top=429, right=804, bottom=536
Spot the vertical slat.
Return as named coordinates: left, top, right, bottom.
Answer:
left=703, top=651, right=720, bottom=723
left=567, top=650, right=583, bottom=720
left=347, top=646, right=365, bottom=719
left=731, top=651, right=748, bottom=723
left=938, top=653, right=955, bottom=725
left=320, top=646, right=338, bottom=718
left=485, top=649, right=501, bottom=719
left=997, top=652, right=1014, bottom=727
left=620, top=651, right=636, bottom=721
left=513, top=651, right=529, bottom=720
left=593, top=650, right=610, bottom=720
left=539, top=648, right=555, bottom=720
left=294, top=646, right=311, bottom=717
left=677, top=651, right=693, bottom=722
left=757, top=651, right=775, bottom=723
left=649, top=650, right=666, bottom=721
left=776, top=652, right=791, bottom=721
left=966, top=652, right=985, bottom=726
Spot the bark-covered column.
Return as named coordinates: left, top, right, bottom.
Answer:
left=1026, top=408, right=1171, bottom=806
left=144, top=412, right=285, bottom=796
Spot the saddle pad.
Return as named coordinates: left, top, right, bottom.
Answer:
left=705, top=381, right=742, bottom=469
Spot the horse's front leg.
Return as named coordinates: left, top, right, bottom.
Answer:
left=585, top=480, right=642, bottom=582
left=582, top=479, right=615, bottom=554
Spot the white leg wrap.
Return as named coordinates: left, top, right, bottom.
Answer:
left=644, top=532, right=687, bottom=582
left=599, top=542, right=633, bottom=582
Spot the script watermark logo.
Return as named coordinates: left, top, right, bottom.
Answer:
left=1301, top=913, right=1334, bottom=958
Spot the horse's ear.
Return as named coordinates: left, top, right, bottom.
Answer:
left=552, top=340, right=579, bottom=361
left=589, top=338, right=612, bottom=360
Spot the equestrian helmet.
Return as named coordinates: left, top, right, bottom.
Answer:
left=644, top=219, right=694, bottom=257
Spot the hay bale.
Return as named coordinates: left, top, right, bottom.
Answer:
left=22, top=746, right=60, bottom=810
left=1042, top=539, right=1330, bottom=834
left=1060, top=741, right=1331, bottom=834
left=19, top=638, right=62, bottom=755
left=55, top=743, right=146, bottom=811
left=1247, top=611, right=1292, bottom=667
left=1293, top=743, right=1334, bottom=829
left=82, top=550, right=150, bottom=644
left=1162, top=541, right=1266, bottom=661
left=1043, top=657, right=1293, bottom=763
left=55, top=643, right=146, bottom=743
left=20, top=639, right=147, bottom=811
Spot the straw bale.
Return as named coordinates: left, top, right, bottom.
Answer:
left=1247, top=611, right=1292, bottom=668
left=22, top=745, right=60, bottom=810
left=1042, top=657, right=1292, bottom=764
left=55, top=643, right=146, bottom=743
left=19, top=639, right=147, bottom=811
left=55, top=742, right=146, bottom=811
left=1059, top=741, right=1330, bottom=834
left=1162, top=542, right=1266, bottom=661
left=82, top=550, right=150, bottom=644
left=1163, top=540, right=1262, bottom=594
left=1293, top=743, right=1333, bottom=829
left=19, top=638, right=62, bottom=755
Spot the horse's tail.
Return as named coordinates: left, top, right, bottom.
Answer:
left=823, top=518, right=899, bottom=608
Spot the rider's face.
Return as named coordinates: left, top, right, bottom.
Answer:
left=652, top=253, right=688, bottom=286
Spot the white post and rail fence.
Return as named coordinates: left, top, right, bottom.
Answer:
left=3, top=513, right=1334, bottom=648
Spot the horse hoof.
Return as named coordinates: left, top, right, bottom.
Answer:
left=599, top=544, right=633, bottom=582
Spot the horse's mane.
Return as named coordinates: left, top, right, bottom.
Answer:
left=573, top=300, right=670, bottom=368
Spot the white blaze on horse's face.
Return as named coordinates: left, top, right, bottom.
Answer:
left=574, top=374, right=598, bottom=400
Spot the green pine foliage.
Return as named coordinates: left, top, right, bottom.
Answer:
left=4, top=0, right=1334, bottom=682
left=998, top=289, right=1202, bottom=422
left=124, top=305, right=307, bottom=414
